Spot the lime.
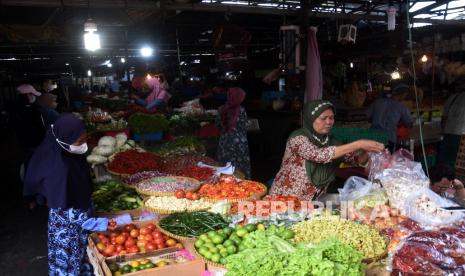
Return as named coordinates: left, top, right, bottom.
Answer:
left=216, top=229, right=225, bottom=235
left=280, top=229, right=295, bottom=239
left=130, top=267, right=138, bottom=273
left=138, top=264, right=146, bottom=270
left=236, top=229, right=248, bottom=238
left=219, top=249, right=229, bottom=257
left=216, top=244, right=225, bottom=250
left=204, top=242, right=215, bottom=249
left=231, top=237, right=241, bottom=245
left=209, top=247, right=219, bottom=253
left=257, top=224, right=265, bottom=231
left=108, top=263, right=119, bottom=272
left=223, top=240, right=234, bottom=247
left=220, top=257, right=228, bottom=265
left=145, top=262, right=155, bottom=269
left=211, top=253, right=221, bottom=263
left=244, top=224, right=256, bottom=232
left=235, top=224, right=243, bottom=230
left=223, top=227, right=233, bottom=235
left=229, top=233, right=239, bottom=240
left=194, top=239, right=205, bottom=248
left=226, top=245, right=237, bottom=254
left=207, top=231, right=217, bottom=238
left=199, top=234, right=209, bottom=241
left=130, top=261, right=140, bottom=268
left=211, top=235, right=224, bottom=244
left=203, top=238, right=213, bottom=244
left=199, top=247, right=209, bottom=256
left=204, top=251, right=213, bottom=260
left=113, top=271, right=122, bottom=276
left=122, top=265, right=132, bottom=273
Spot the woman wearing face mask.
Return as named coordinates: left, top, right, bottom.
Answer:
left=37, top=93, right=60, bottom=126
left=24, top=114, right=92, bottom=275
left=269, top=100, right=385, bottom=200
left=131, top=77, right=171, bottom=110
left=430, top=164, right=465, bottom=206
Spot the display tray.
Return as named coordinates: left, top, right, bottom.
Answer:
left=135, top=176, right=201, bottom=196
left=155, top=222, right=196, bottom=242
left=201, top=181, right=267, bottom=203
left=106, top=167, right=131, bottom=179
left=143, top=204, right=210, bottom=215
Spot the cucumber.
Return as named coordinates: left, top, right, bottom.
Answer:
left=122, top=196, right=137, bottom=203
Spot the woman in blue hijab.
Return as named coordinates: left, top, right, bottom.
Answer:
left=25, top=114, right=92, bottom=275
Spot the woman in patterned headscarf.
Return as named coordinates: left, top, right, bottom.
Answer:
left=269, top=100, right=384, bottom=200
left=216, top=87, right=251, bottom=178
left=132, top=77, right=170, bottom=110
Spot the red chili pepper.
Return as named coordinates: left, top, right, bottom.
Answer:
left=178, top=165, right=214, bottom=181
left=108, top=150, right=162, bottom=174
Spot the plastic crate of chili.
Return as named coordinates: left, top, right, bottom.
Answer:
left=331, top=127, right=389, bottom=145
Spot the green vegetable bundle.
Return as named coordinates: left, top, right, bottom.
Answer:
left=128, top=113, right=169, bottom=134
left=92, top=180, right=143, bottom=212
left=168, top=114, right=200, bottom=135
left=158, top=211, right=229, bottom=238
left=154, top=136, right=205, bottom=157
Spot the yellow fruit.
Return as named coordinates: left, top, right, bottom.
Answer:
left=113, top=271, right=122, bottom=276
left=139, top=259, right=149, bottom=265
left=257, top=224, right=265, bottom=231
left=130, top=261, right=140, bottom=268
left=155, top=260, right=167, bottom=267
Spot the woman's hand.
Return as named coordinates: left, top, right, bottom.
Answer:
left=356, top=139, right=385, bottom=153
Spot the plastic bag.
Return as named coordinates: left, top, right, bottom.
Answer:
left=368, top=149, right=415, bottom=181
left=338, top=176, right=373, bottom=202
left=353, top=188, right=389, bottom=209
left=404, top=188, right=464, bottom=226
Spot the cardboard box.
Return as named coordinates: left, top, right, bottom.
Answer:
left=101, top=241, right=205, bottom=276
left=88, top=219, right=178, bottom=263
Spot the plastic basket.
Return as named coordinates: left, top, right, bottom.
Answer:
left=331, top=127, right=389, bottom=144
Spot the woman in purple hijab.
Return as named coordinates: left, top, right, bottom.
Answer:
left=25, top=114, right=92, bottom=275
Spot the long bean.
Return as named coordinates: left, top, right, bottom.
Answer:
left=159, top=211, right=228, bottom=237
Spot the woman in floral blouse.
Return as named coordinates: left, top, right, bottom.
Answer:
left=269, top=100, right=384, bottom=200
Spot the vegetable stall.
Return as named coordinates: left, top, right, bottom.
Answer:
left=81, top=105, right=464, bottom=276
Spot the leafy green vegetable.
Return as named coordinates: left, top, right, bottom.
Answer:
left=225, top=239, right=364, bottom=276
left=158, top=211, right=229, bottom=237
left=154, top=136, right=205, bottom=157
left=128, top=113, right=169, bottom=133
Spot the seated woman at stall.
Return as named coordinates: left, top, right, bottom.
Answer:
left=269, top=100, right=385, bottom=201
left=131, top=78, right=170, bottom=110
left=430, top=164, right=465, bottom=206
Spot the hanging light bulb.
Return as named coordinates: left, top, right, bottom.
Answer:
left=140, top=46, right=154, bottom=57
left=391, top=70, right=401, bottom=80
left=84, top=19, right=101, bottom=51
left=350, top=62, right=354, bottom=68
left=87, top=70, right=92, bottom=77
left=421, top=55, right=428, bottom=63
left=120, top=57, right=126, bottom=63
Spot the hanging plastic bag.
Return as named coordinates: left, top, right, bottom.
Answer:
left=338, top=176, right=373, bottom=202
left=404, top=188, right=464, bottom=227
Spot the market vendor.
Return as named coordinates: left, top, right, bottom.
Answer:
left=24, top=114, right=92, bottom=275
left=131, top=77, right=170, bottom=110
left=269, top=100, right=385, bottom=200
left=430, top=164, right=465, bottom=206
left=37, top=93, right=60, bottom=126
left=367, top=83, right=413, bottom=152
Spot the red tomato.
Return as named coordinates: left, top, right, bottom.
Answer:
left=98, top=234, right=106, bottom=241
left=129, top=229, right=139, bottom=238
left=175, top=189, right=186, bottom=199
left=144, top=234, right=153, bottom=241
left=140, top=227, right=150, bottom=235
left=146, top=242, right=156, bottom=252
left=124, top=237, right=135, bottom=248
left=110, top=232, right=118, bottom=238
left=118, top=250, right=127, bottom=255
left=185, top=192, right=194, bottom=200
left=137, top=234, right=145, bottom=241
left=103, top=245, right=116, bottom=256
left=115, top=245, right=124, bottom=252
left=154, top=237, right=165, bottom=245
left=152, top=231, right=163, bottom=239
left=124, top=224, right=136, bottom=232
left=146, top=223, right=156, bottom=231
left=100, top=237, right=109, bottom=245
left=121, top=232, right=129, bottom=238
left=115, top=235, right=126, bottom=245
left=191, top=193, right=200, bottom=200
left=127, top=246, right=138, bottom=254
left=136, top=240, right=147, bottom=248
left=157, top=243, right=166, bottom=249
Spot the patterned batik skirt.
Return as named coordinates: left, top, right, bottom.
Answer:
left=48, top=208, right=90, bottom=276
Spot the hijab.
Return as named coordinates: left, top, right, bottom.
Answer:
left=24, top=114, right=91, bottom=209
left=219, top=87, right=246, bottom=133
left=145, top=78, right=169, bottom=104
left=289, top=100, right=341, bottom=188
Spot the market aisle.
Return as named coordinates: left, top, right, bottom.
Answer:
left=0, top=129, right=48, bottom=276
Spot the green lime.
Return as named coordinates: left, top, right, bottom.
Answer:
left=280, top=229, right=295, bottom=240
left=138, top=264, right=146, bottom=270
left=204, top=251, right=213, bottom=260
left=236, top=229, right=248, bottom=238
left=211, top=235, right=224, bottom=244
left=145, top=263, right=155, bottom=269
left=203, top=238, right=212, bottom=244
left=219, top=249, right=229, bottom=257
left=226, top=245, right=237, bottom=254
left=229, top=233, right=239, bottom=240
left=209, top=247, right=219, bottom=253
left=231, top=237, right=241, bottom=245
left=207, top=231, right=217, bottom=238
left=108, top=263, right=119, bottom=272
left=211, top=253, right=221, bottom=263
left=235, top=224, right=243, bottom=230
left=130, top=267, right=138, bottom=273
left=216, top=244, right=225, bottom=250
left=220, top=257, right=228, bottom=265
left=223, top=227, right=233, bottom=235
left=223, top=240, right=234, bottom=247
left=244, top=224, right=256, bottom=232
left=199, top=234, right=209, bottom=241
left=122, top=265, right=132, bottom=273
left=199, top=247, right=209, bottom=256
left=216, top=229, right=225, bottom=235
left=194, top=239, right=205, bottom=248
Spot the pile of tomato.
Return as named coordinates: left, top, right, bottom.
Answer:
left=94, top=223, right=182, bottom=257
left=198, top=176, right=265, bottom=200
